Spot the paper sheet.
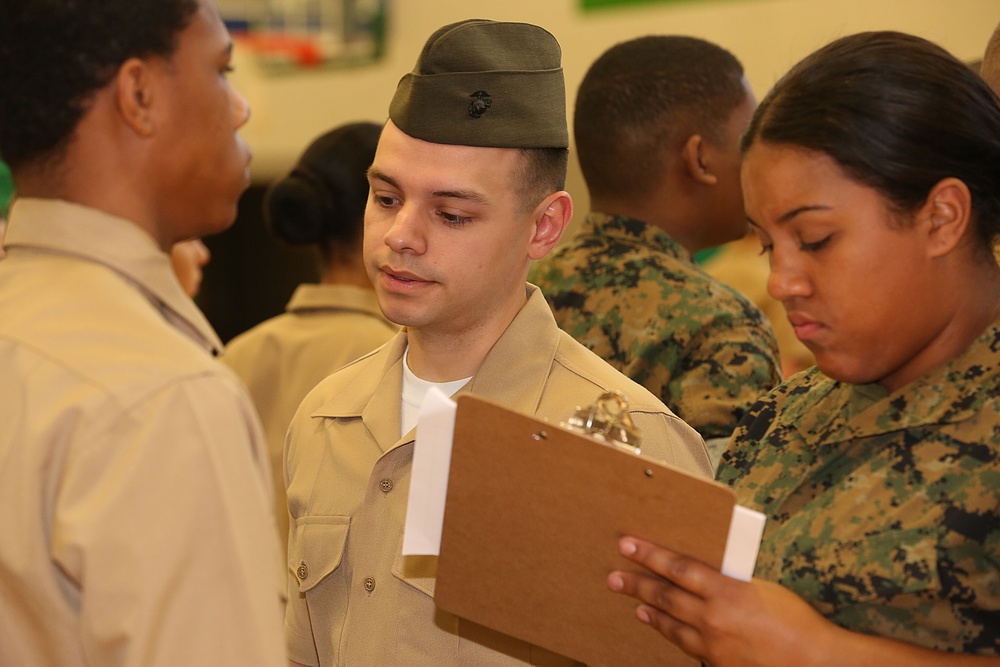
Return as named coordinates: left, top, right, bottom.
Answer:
left=720, top=504, right=766, bottom=581
left=401, top=387, right=457, bottom=555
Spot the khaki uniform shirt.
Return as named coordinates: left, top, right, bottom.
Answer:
left=0, top=199, right=285, bottom=667
left=284, top=285, right=711, bottom=666
left=223, top=283, right=398, bottom=546
left=529, top=212, right=781, bottom=441
left=719, top=319, right=1000, bottom=654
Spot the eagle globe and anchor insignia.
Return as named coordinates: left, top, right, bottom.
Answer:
left=468, top=90, right=492, bottom=118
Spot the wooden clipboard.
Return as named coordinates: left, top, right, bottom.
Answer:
left=434, top=395, right=736, bottom=667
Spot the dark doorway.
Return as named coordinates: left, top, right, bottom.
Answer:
left=197, top=184, right=321, bottom=343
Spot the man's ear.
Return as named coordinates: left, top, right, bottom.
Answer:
left=920, top=177, right=973, bottom=259
left=681, top=134, right=718, bottom=186
left=528, top=191, right=573, bottom=260
left=115, top=57, right=156, bottom=137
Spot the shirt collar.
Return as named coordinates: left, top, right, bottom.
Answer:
left=5, top=198, right=223, bottom=355
left=285, top=283, right=393, bottom=326
left=784, top=318, right=1000, bottom=444
left=584, top=211, right=692, bottom=263
left=310, top=285, right=563, bottom=450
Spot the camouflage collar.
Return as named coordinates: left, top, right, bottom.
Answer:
left=779, top=320, right=1000, bottom=445
left=584, top=212, right=692, bottom=263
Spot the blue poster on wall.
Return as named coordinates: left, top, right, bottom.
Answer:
left=219, top=0, right=386, bottom=72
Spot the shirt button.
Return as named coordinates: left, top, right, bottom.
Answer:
left=297, top=562, right=308, bottom=580
left=379, top=478, right=394, bottom=493
left=364, top=577, right=376, bottom=592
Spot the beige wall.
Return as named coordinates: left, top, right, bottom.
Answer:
left=232, top=0, right=1000, bottom=213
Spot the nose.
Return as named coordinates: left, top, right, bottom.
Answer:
left=231, top=87, right=251, bottom=129
left=383, top=204, right=426, bottom=255
left=766, top=250, right=812, bottom=304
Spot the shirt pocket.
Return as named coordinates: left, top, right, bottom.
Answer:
left=288, top=515, right=351, bottom=593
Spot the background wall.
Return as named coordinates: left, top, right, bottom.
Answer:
left=201, top=0, right=1000, bottom=341
left=233, top=0, right=999, bottom=198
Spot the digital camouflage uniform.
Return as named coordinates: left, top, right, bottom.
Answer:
left=529, top=212, right=781, bottom=442
left=718, top=320, right=1000, bottom=654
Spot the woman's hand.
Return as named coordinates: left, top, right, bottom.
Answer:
left=607, top=536, right=1000, bottom=667
left=607, top=536, right=843, bottom=667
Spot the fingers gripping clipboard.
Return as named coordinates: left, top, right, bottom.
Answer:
left=434, top=395, right=738, bottom=667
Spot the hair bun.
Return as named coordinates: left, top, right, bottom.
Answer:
left=263, top=121, right=382, bottom=248
left=264, top=170, right=332, bottom=245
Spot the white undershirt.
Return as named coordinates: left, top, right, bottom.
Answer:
left=401, top=347, right=471, bottom=437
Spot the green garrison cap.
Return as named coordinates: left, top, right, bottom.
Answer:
left=389, top=19, right=568, bottom=149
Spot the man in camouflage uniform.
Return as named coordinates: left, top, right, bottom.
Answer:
left=529, top=36, right=780, bottom=456
left=717, top=318, right=1000, bottom=652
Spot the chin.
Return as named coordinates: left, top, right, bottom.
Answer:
left=814, top=354, right=884, bottom=386
left=374, top=298, right=418, bottom=329
left=203, top=204, right=241, bottom=235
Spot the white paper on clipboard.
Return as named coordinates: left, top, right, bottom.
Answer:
left=401, top=387, right=457, bottom=556
left=720, top=504, right=766, bottom=581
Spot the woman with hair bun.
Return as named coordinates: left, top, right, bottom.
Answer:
left=608, top=31, right=1000, bottom=665
left=224, top=121, right=397, bottom=548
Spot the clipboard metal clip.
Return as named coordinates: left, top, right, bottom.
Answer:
left=561, top=390, right=642, bottom=455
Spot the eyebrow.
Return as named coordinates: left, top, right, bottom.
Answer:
left=367, top=168, right=489, bottom=206
left=746, top=205, right=831, bottom=227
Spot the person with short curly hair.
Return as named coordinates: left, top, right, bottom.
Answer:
left=0, top=2, right=285, bottom=666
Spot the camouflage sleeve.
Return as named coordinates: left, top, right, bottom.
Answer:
left=530, top=234, right=782, bottom=441
left=715, top=386, right=781, bottom=487
left=641, top=304, right=782, bottom=441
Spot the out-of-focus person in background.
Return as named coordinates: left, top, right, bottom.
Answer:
left=170, top=238, right=212, bottom=297
left=0, top=1, right=286, bottom=666
left=609, top=30, right=1000, bottom=666
left=530, top=36, right=780, bottom=465
left=223, top=121, right=397, bottom=547
left=701, top=230, right=815, bottom=377
left=982, top=17, right=1000, bottom=96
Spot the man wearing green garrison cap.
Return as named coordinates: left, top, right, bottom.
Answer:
left=284, top=19, right=712, bottom=667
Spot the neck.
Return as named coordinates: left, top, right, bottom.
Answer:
left=880, top=257, right=1000, bottom=393
left=952, top=258, right=1000, bottom=337
left=404, top=285, right=528, bottom=382
left=19, top=89, right=174, bottom=250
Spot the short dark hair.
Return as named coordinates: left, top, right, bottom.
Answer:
left=0, top=0, right=199, bottom=171
left=265, top=122, right=382, bottom=258
left=515, top=147, right=569, bottom=212
left=574, top=35, right=746, bottom=202
left=743, top=31, right=1000, bottom=255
